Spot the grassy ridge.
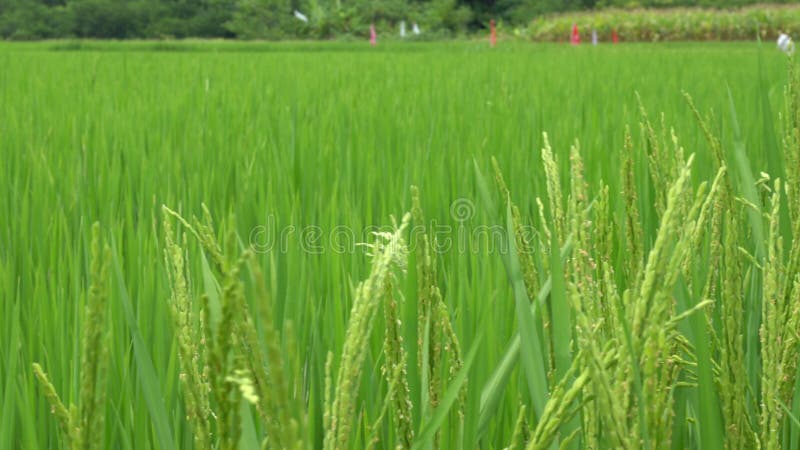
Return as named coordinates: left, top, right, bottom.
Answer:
left=0, top=41, right=795, bottom=448
left=528, top=5, right=800, bottom=42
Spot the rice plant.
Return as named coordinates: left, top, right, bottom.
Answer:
left=5, top=41, right=800, bottom=449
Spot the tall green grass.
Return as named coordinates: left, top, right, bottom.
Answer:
left=0, top=40, right=796, bottom=448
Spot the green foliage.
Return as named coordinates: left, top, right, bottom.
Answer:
left=598, top=0, right=798, bottom=8
left=529, top=5, right=800, bottom=42
left=0, top=0, right=473, bottom=40
left=6, top=40, right=800, bottom=449
left=4, top=0, right=800, bottom=39
left=0, top=1, right=70, bottom=40
left=226, top=0, right=300, bottom=39
left=69, top=0, right=140, bottom=38
left=32, top=223, right=111, bottom=450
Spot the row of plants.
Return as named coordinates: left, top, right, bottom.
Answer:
left=528, top=4, right=800, bottom=41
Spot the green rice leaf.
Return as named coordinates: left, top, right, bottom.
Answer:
left=411, top=331, right=482, bottom=450
left=506, top=200, right=549, bottom=418
left=111, top=241, right=176, bottom=450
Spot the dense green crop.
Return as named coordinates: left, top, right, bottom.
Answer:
left=1, top=40, right=798, bottom=449
left=528, top=5, right=800, bottom=42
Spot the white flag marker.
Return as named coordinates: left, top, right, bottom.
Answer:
left=294, top=10, right=309, bottom=23
left=778, top=32, right=795, bottom=54
left=412, top=23, right=420, bottom=35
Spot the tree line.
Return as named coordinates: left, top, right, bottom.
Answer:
left=0, top=0, right=795, bottom=40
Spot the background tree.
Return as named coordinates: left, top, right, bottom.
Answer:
left=226, top=0, right=301, bottom=39
left=0, top=0, right=796, bottom=40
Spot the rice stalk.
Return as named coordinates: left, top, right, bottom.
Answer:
left=526, top=349, right=613, bottom=450
left=621, top=125, right=644, bottom=289
left=759, top=178, right=800, bottom=450
left=381, top=276, right=414, bottom=448
left=411, top=186, right=466, bottom=425
left=324, top=213, right=410, bottom=450
left=163, top=206, right=305, bottom=450
left=507, top=404, right=530, bottom=450
left=32, top=222, right=110, bottom=450
left=782, top=63, right=800, bottom=221
left=163, top=217, right=213, bottom=450
left=576, top=154, right=716, bottom=449
left=31, top=364, right=75, bottom=447
left=541, top=132, right=565, bottom=241
left=490, top=160, right=551, bottom=382
left=77, top=222, right=111, bottom=450
left=718, top=209, right=756, bottom=450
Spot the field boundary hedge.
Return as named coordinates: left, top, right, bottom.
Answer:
left=528, top=4, right=800, bottom=42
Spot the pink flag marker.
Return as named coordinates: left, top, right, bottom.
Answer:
left=571, top=23, right=580, bottom=45
left=490, top=19, right=497, bottom=47
left=370, top=24, right=377, bottom=46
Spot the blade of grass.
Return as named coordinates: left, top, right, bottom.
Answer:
left=420, top=310, right=432, bottom=429
left=0, top=303, right=20, bottom=449
left=111, top=240, right=176, bottom=450
left=727, top=86, right=765, bottom=415
left=548, top=218, right=576, bottom=449
left=613, top=288, right=651, bottom=450
left=477, top=238, right=573, bottom=437
left=403, top=242, right=422, bottom=432
left=239, top=400, right=259, bottom=450
left=677, top=276, right=723, bottom=450
left=506, top=200, right=549, bottom=418
left=411, top=331, right=482, bottom=450
left=548, top=222, right=571, bottom=384
left=791, top=365, right=800, bottom=450
left=200, top=251, right=222, bottom=327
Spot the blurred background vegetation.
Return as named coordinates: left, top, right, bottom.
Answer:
left=1, top=0, right=799, bottom=41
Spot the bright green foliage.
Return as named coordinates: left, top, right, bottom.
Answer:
left=6, top=41, right=800, bottom=449
left=529, top=5, right=800, bottom=42
left=32, top=223, right=110, bottom=450
left=5, top=1, right=800, bottom=40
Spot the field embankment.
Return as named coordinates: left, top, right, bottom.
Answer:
left=529, top=4, right=800, bottom=41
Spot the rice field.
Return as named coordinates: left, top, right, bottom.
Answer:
left=1, top=40, right=798, bottom=449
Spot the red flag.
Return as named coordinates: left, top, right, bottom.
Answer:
left=571, top=23, right=580, bottom=45
left=490, top=19, right=497, bottom=47
left=612, top=29, right=619, bottom=44
left=370, top=24, right=377, bottom=46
